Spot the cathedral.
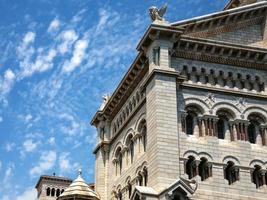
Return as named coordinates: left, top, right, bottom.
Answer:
left=36, top=0, right=267, bottom=200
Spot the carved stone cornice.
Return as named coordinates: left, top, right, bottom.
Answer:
left=181, top=83, right=267, bottom=100
left=172, top=1, right=267, bottom=35
left=173, top=36, right=267, bottom=70
left=91, top=53, right=148, bottom=126
left=136, top=23, right=184, bottom=52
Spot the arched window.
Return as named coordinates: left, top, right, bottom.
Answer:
left=51, top=188, right=55, bottom=197
left=198, top=157, right=212, bottom=181
left=252, top=165, right=264, bottom=188
left=128, top=181, right=132, bottom=198
left=143, top=167, right=148, bottom=186
left=248, top=122, right=257, bottom=143
left=185, top=156, right=197, bottom=179
left=126, top=134, right=134, bottom=164
left=46, top=187, right=51, bottom=196
left=142, top=125, right=147, bottom=152
left=248, top=114, right=265, bottom=144
left=186, top=114, right=194, bottom=135
left=115, top=147, right=123, bottom=175
left=217, top=118, right=225, bottom=139
left=137, top=171, right=143, bottom=186
left=56, top=189, right=60, bottom=197
left=224, top=161, right=239, bottom=185
left=117, top=190, right=122, bottom=200
left=185, top=105, right=203, bottom=136
left=216, top=110, right=233, bottom=140
left=138, top=119, right=147, bottom=152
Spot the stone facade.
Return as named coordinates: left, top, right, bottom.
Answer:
left=35, top=175, right=72, bottom=200
left=91, top=1, right=267, bottom=200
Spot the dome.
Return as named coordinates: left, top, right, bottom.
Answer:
left=57, top=169, right=100, bottom=200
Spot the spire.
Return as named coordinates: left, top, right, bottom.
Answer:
left=78, top=168, right=82, bottom=177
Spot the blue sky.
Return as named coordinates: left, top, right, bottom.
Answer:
left=0, top=0, right=227, bottom=199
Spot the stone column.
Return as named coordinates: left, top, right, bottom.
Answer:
left=256, top=126, right=263, bottom=145
left=204, top=117, right=209, bottom=136
left=213, top=118, right=218, bottom=137
left=201, top=118, right=206, bottom=137
left=232, top=122, right=238, bottom=141
left=193, top=117, right=199, bottom=137
left=260, top=125, right=267, bottom=146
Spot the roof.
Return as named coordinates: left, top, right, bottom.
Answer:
left=91, top=0, right=267, bottom=134
left=224, top=0, right=267, bottom=10
left=171, top=1, right=267, bottom=27
left=58, top=170, right=100, bottom=200
left=35, top=175, right=72, bottom=189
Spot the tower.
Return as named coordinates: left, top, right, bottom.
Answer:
left=35, top=175, right=72, bottom=200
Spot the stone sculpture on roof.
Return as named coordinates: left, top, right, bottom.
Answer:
left=148, top=3, right=167, bottom=21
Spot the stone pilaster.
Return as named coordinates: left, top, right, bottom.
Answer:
left=146, top=71, right=180, bottom=192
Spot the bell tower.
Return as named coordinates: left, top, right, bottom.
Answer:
left=35, top=175, right=72, bottom=200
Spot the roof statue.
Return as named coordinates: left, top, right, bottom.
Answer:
left=99, top=94, right=110, bottom=111
left=149, top=3, right=167, bottom=22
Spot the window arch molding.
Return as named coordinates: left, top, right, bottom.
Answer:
left=185, top=104, right=204, bottom=135
left=134, top=113, right=146, bottom=131
left=112, top=142, right=123, bottom=159
left=247, top=112, right=266, bottom=144
left=198, top=152, right=213, bottom=162
left=184, top=98, right=209, bottom=113
left=222, top=156, right=240, bottom=166
left=183, top=150, right=200, bottom=160
left=212, top=102, right=240, bottom=119
left=243, top=107, right=267, bottom=122
left=249, top=160, right=265, bottom=168
left=125, top=133, right=135, bottom=164
left=216, top=109, right=235, bottom=139
left=122, top=128, right=135, bottom=145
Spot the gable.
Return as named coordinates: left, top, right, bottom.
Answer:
left=205, top=24, right=265, bottom=47
left=184, top=13, right=267, bottom=48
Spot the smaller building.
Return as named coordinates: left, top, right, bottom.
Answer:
left=36, top=170, right=98, bottom=200
left=35, top=174, right=72, bottom=200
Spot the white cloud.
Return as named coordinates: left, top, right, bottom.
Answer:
left=5, top=142, right=15, bottom=152
left=0, top=69, right=16, bottom=98
left=48, top=18, right=60, bottom=33
left=17, top=31, right=57, bottom=79
left=3, top=164, right=14, bottom=184
left=4, top=69, right=15, bottom=80
left=58, top=113, right=81, bottom=136
left=24, top=114, right=33, bottom=122
left=23, top=139, right=38, bottom=152
left=19, top=48, right=57, bottom=78
left=62, top=39, right=88, bottom=73
left=48, top=137, right=56, bottom=145
left=23, top=32, right=35, bottom=45
left=58, top=29, right=78, bottom=54
left=59, top=152, right=79, bottom=174
left=16, top=187, right=36, bottom=200
left=30, top=150, right=57, bottom=176
left=95, top=9, right=112, bottom=35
